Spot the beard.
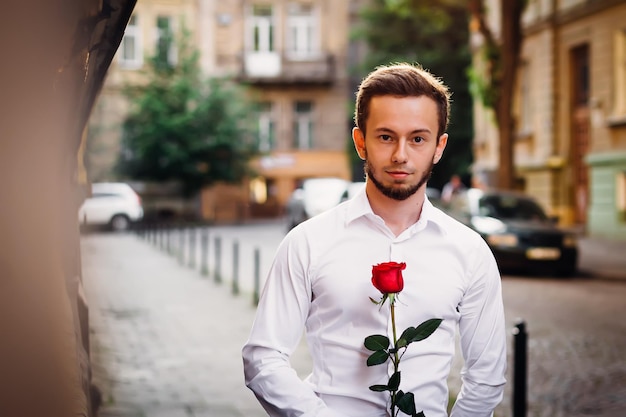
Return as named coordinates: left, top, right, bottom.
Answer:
left=365, top=159, right=433, bottom=201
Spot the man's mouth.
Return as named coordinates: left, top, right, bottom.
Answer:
left=386, top=170, right=411, bottom=180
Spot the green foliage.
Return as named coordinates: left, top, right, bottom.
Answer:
left=117, top=28, right=257, bottom=196
left=352, top=0, right=474, bottom=188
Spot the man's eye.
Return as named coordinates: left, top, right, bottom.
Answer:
left=379, top=134, right=392, bottom=141
left=412, top=136, right=425, bottom=144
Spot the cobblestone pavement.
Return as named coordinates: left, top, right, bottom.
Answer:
left=83, top=234, right=280, bottom=417
left=500, top=277, right=626, bottom=417
left=82, top=226, right=626, bottom=417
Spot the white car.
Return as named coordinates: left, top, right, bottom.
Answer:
left=286, top=178, right=350, bottom=229
left=79, top=182, right=144, bottom=231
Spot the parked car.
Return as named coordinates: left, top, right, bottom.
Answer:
left=286, top=178, right=350, bottom=229
left=79, top=182, right=144, bottom=231
left=446, top=188, right=578, bottom=276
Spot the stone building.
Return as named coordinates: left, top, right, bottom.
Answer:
left=471, top=0, right=626, bottom=239
left=88, top=0, right=357, bottom=221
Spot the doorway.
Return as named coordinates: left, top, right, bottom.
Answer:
left=570, top=44, right=590, bottom=225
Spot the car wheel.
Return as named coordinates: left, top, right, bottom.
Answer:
left=110, top=214, right=131, bottom=232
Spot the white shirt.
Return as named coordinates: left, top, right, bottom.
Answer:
left=242, top=188, right=507, bottom=417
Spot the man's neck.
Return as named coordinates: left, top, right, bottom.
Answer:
left=365, top=183, right=425, bottom=236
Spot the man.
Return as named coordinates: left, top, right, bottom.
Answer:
left=441, top=174, right=467, bottom=203
left=242, top=63, right=507, bottom=417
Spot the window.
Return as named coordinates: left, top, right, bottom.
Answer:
left=119, top=15, right=143, bottom=68
left=250, top=5, right=274, bottom=52
left=257, top=102, right=275, bottom=152
left=613, top=28, right=626, bottom=117
left=156, top=16, right=177, bottom=68
left=293, top=101, right=313, bottom=150
left=286, top=3, right=318, bottom=59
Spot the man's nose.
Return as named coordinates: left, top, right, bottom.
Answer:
left=391, top=140, right=408, bottom=164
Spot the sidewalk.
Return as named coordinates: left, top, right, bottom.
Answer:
left=81, top=233, right=311, bottom=417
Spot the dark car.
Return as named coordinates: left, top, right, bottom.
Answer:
left=446, top=188, right=578, bottom=276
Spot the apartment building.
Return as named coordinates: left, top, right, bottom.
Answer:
left=471, top=0, right=626, bottom=239
left=88, top=0, right=355, bottom=221
left=87, top=0, right=197, bottom=182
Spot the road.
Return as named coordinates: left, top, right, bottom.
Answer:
left=497, top=276, right=626, bottom=417
left=86, top=221, right=626, bottom=417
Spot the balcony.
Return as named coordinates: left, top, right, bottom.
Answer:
left=239, top=51, right=336, bottom=85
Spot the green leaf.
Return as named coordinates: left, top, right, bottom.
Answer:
left=396, top=391, right=416, bottom=415
left=415, top=412, right=425, bottom=417
left=411, top=318, right=443, bottom=342
left=399, top=326, right=417, bottom=343
left=369, top=384, right=389, bottom=392
left=381, top=294, right=389, bottom=305
left=388, top=371, right=401, bottom=391
left=364, top=334, right=390, bottom=351
left=367, top=350, right=390, bottom=366
left=396, top=338, right=408, bottom=349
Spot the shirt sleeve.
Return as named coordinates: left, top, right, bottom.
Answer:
left=451, top=239, right=507, bottom=417
left=242, top=230, right=345, bottom=417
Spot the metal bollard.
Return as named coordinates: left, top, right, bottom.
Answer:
left=214, top=236, right=222, bottom=283
left=166, top=225, right=172, bottom=255
left=178, top=226, right=185, bottom=265
left=200, top=228, right=209, bottom=276
left=188, top=227, right=196, bottom=269
left=512, top=319, right=527, bottom=417
left=232, top=240, right=240, bottom=295
left=253, top=247, right=260, bottom=306
left=158, top=224, right=164, bottom=250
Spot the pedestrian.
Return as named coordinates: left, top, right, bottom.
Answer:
left=242, top=63, right=507, bottom=417
left=441, top=174, right=467, bottom=203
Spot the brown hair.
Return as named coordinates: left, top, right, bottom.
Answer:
left=354, top=63, right=451, bottom=139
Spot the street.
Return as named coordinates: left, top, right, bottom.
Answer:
left=83, top=221, right=626, bottom=417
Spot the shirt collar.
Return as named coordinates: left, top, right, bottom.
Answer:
left=345, top=186, right=448, bottom=236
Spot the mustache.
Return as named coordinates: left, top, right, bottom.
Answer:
left=384, top=165, right=415, bottom=174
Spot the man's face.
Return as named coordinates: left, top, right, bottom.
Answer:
left=352, top=95, right=448, bottom=201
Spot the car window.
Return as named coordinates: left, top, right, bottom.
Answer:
left=479, top=195, right=547, bottom=221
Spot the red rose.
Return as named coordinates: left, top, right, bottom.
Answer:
left=371, top=262, right=406, bottom=294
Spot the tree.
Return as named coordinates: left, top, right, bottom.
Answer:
left=468, top=0, right=526, bottom=189
left=118, top=29, right=257, bottom=196
left=352, top=0, right=474, bottom=190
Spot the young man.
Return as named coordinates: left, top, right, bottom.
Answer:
left=242, top=63, right=507, bottom=417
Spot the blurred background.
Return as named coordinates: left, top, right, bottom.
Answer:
left=2, top=1, right=626, bottom=417
left=83, top=0, right=626, bottom=240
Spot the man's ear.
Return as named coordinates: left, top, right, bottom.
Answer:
left=433, top=133, right=448, bottom=164
left=352, top=127, right=366, bottom=160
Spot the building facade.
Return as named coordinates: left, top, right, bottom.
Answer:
left=472, top=0, right=626, bottom=240
left=88, top=0, right=355, bottom=221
